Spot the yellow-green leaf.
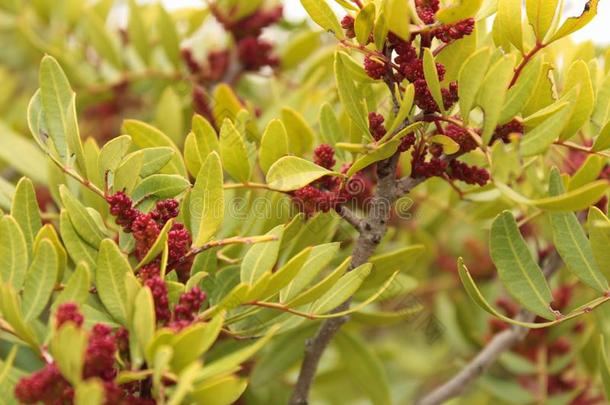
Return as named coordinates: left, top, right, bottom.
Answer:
left=266, top=156, right=335, bottom=191
left=300, top=0, right=344, bottom=39
left=192, top=152, right=224, bottom=246
left=219, top=119, right=251, bottom=182
left=96, top=239, right=130, bottom=324
left=259, top=119, right=289, bottom=174
left=549, top=0, right=599, bottom=43
left=22, top=239, right=58, bottom=321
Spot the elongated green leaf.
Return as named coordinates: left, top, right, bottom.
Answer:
left=593, top=121, right=610, bottom=152
left=493, top=0, right=523, bottom=52
left=0, top=283, right=38, bottom=348
left=281, top=107, right=315, bottom=156
left=54, top=262, right=91, bottom=309
left=137, top=219, right=173, bottom=269
left=310, top=263, right=372, bottom=314
left=587, top=207, right=610, bottom=280
left=520, top=102, right=572, bottom=156
left=423, top=49, right=445, bottom=114
left=300, top=0, right=344, bottom=39
left=262, top=247, right=312, bottom=298
left=0, top=215, right=29, bottom=289
left=335, top=331, right=391, bottom=405
left=184, top=115, right=219, bottom=177
left=569, top=155, right=604, bottom=191
left=266, top=156, right=335, bottom=191
left=458, top=47, right=491, bottom=123
left=347, top=139, right=400, bottom=177
left=386, top=84, right=414, bottom=133
left=532, top=180, right=608, bottom=211
left=241, top=225, right=283, bottom=285
left=548, top=169, right=608, bottom=292
left=287, top=257, right=350, bottom=308
left=132, top=286, right=155, bottom=356
left=335, top=52, right=370, bottom=138
left=499, top=57, right=543, bottom=123
left=33, top=224, right=67, bottom=282
left=281, top=242, right=341, bottom=302
left=22, top=239, right=58, bottom=321
left=525, top=0, right=560, bottom=41
left=141, top=147, right=175, bottom=177
left=96, top=239, right=130, bottom=324
left=168, top=363, right=202, bottom=405
left=490, top=211, right=554, bottom=319
left=559, top=61, right=594, bottom=141
left=384, top=0, right=409, bottom=40
left=190, top=375, right=248, bottom=405
left=98, top=135, right=131, bottom=178
left=50, top=323, right=87, bottom=385
left=478, top=54, right=516, bottom=144
left=157, top=5, right=181, bottom=67
left=128, top=0, right=149, bottom=63
left=154, top=87, right=184, bottom=145
left=131, top=174, right=190, bottom=202
left=600, top=334, right=610, bottom=401
left=219, top=119, right=251, bottom=182
left=1, top=120, right=47, bottom=184
left=354, top=2, right=375, bottom=45
left=436, top=0, right=483, bottom=23
left=171, top=313, right=223, bottom=372
left=60, top=185, right=105, bottom=248
left=114, top=151, right=144, bottom=193
left=39, top=55, right=71, bottom=161
left=188, top=153, right=222, bottom=246
left=122, top=119, right=187, bottom=177
left=59, top=210, right=97, bottom=268
left=259, top=119, right=289, bottom=174
left=11, top=177, right=41, bottom=255
left=83, top=9, right=122, bottom=68
left=549, top=0, right=599, bottom=42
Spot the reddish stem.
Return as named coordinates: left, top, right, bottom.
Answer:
left=509, top=42, right=546, bottom=88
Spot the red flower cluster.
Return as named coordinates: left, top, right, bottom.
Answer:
left=445, top=123, right=477, bottom=153
left=492, top=119, right=524, bottom=144
left=415, top=0, right=440, bottom=24
left=237, top=37, right=279, bottom=71
left=106, top=192, right=192, bottom=281
left=363, top=56, right=387, bottom=80
left=171, top=286, right=207, bottom=330
left=411, top=146, right=448, bottom=178
left=145, top=275, right=171, bottom=323
left=447, top=160, right=489, bottom=186
left=15, top=303, right=155, bottom=405
left=291, top=145, right=370, bottom=216
left=341, top=15, right=356, bottom=38
left=431, top=18, right=475, bottom=43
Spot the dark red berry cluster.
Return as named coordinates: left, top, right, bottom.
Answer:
left=492, top=119, right=524, bottom=144
left=291, top=144, right=370, bottom=216
left=447, top=160, right=489, bottom=186
left=415, top=0, right=440, bottom=24
left=431, top=18, right=475, bottom=43
left=106, top=192, right=192, bottom=281
left=15, top=303, right=154, bottom=405
left=488, top=287, right=602, bottom=404
left=445, top=123, right=477, bottom=153
left=368, top=112, right=416, bottom=152
left=341, top=15, right=356, bottom=38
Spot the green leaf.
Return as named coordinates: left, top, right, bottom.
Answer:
left=281, top=242, right=341, bottom=302
left=240, top=225, right=283, bottom=285
left=191, top=152, right=224, bottom=246
left=127, top=0, right=149, bottom=63
left=261, top=247, right=312, bottom=298
left=347, top=139, right=400, bottom=177
left=131, top=174, right=190, bottom=202
left=600, top=334, right=610, bottom=401
left=354, top=2, right=375, bottom=45
left=98, top=135, right=131, bottom=179
left=549, top=0, right=599, bottom=42
left=531, top=180, right=608, bottom=211
left=0, top=283, right=38, bottom=348
left=83, top=9, right=122, bottom=68
left=266, top=156, right=335, bottom=191
left=184, top=115, right=219, bottom=177
left=548, top=169, right=608, bottom=292
left=559, top=61, right=595, bottom=141
left=155, top=87, right=184, bottom=145
left=499, top=56, right=542, bottom=123
left=436, top=0, right=483, bottom=23
left=309, top=263, right=372, bottom=314
left=525, top=0, right=560, bottom=41
left=11, top=177, right=41, bottom=255
left=587, top=207, right=610, bottom=281
left=75, top=380, right=104, bottom=405
left=493, top=0, right=523, bottom=52
left=490, top=211, right=555, bottom=319
left=0, top=120, right=48, bottom=184
left=373, top=11, right=388, bottom=50
left=259, top=119, right=289, bottom=174
left=136, top=219, right=174, bottom=269
left=50, top=323, right=87, bottom=385
left=190, top=375, right=248, bottom=405
left=96, top=239, right=130, bottom=324
left=428, top=135, right=460, bottom=155
left=54, top=262, right=91, bottom=309
left=196, top=325, right=278, bottom=381
left=114, top=151, right=144, bottom=193
left=0, top=215, right=29, bottom=289
left=281, top=107, right=315, bottom=156
left=141, top=147, right=175, bottom=177
left=300, top=0, right=344, bottom=39
left=59, top=210, right=97, bottom=268
left=319, top=103, right=342, bottom=150
left=335, top=331, right=391, bottom=405
left=33, top=224, right=67, bottom=282
left=132, top=286, right=155, bottom=355
left=285, top=258, right=350, bottom=307
left=39, top=55, right=70, bottom=162
left=335, top=52, right=370, bottom=138
left=458, top=48, right=491, bottom=123
left=383, top=0, right=409, bottom=40
left=386, top=84, right=414, bottom=133
left=520, top=102, right=572, bottom=156
left=157, top=5, right=181, bottom=68
left=167, top=363, right=202, bottom=405
left=593, top=121, right=610, bottom=152
left=423, top=48, right=445, bottom=114
left=219, top=119, right=251, bottom=182
left=478, top=54, right=517, bottom=144
left=22, top=239, right=58, bottom=321
left=170, top=313, right=224, bottom=372
left=122, top=119, right=187, bottom=177
left=569, top=155, right=604, bottom=191
left=59, top=185, right=105, bottom=248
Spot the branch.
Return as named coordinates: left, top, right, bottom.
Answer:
left=414, top=251, right=562, bottom=405
left=336, top=205, right=364, bottom=231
